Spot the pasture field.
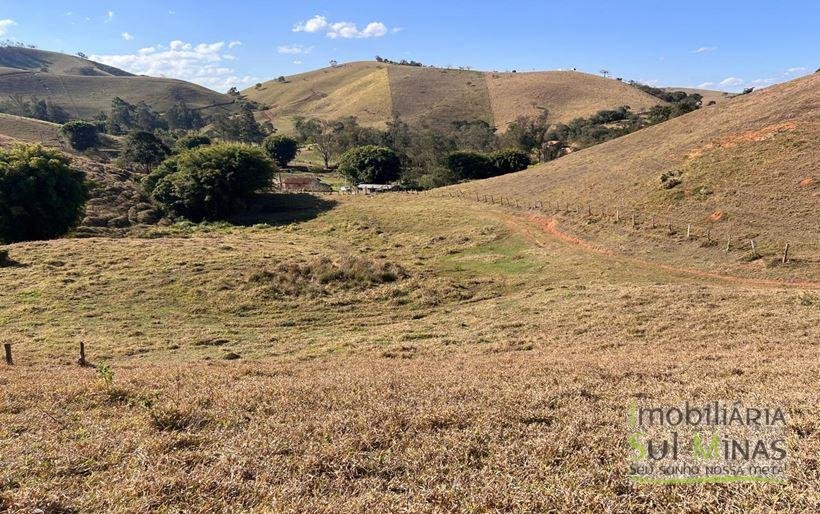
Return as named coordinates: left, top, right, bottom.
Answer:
left=1, top=194, right=817, bottom=512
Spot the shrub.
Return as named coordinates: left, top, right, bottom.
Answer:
left=143, top=143, right=275, bottom=221
left=490, top=149, right=531, bottom=174
left=337, top=145, right=401, bottom=184
left=445, top=151, right=495, bottom=180
left=123, top=131, right=170, bottom=172
left=59, top=120, right=100, bottom=151
left=173, top=134, right=211, bottom=153
left=660, top=169, right=683, bottom=189
left=262, top=134, right=299, bottom=167
left=249, top=255, right=407, bottom=296
left=0, top=144, right=88, bottom=243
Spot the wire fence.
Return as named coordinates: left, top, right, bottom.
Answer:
left=379, top=188, right=819, bottom=265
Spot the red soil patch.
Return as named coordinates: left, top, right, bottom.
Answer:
left=708, top=211, right=725, bottom=222
left=520, top=213, right=820, bottom=290
left=687, top=122, right=798, bottom=158
left=799, top=176, right=815, bottom=188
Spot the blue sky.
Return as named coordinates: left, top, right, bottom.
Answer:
left=1, top=1, right=817, bottom=92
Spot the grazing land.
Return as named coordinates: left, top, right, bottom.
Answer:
left=244, top=62, right=667, bottom=132
left=0, top=47, right=239, bottom=119
left=1, top=193, right=818, bottom=511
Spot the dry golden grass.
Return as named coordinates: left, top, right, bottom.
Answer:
left=452, top=74, right=820, bottom=280
left=1, top=195, right=818, bottom=511
left=0, top=113, right=62, bottom=146
left=244, top=62, right=667, bottom=133
left=251, top=62, right=393, bottom=133
left=485, top=71, right=663, bottom=129
left=387, top=66, right=493, bottom=129
left=0, top=47, right=238, bottom=119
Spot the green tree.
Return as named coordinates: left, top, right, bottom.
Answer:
left=59, top=120, right=100, bottom=151
left=123, top=131, right=170, bottom=172
left=490, top=149, right=531, bottom=174
left=0, top=144, right=88, bottom=243
left=212, top=105, right=269, bottom=143
left=173, top=134, right=212, bottom=153
left=445, top=151, right=495, bottom=180
left=503, top=110, right=551, bottom=162
left=106, top=97, right=135, bottom=135
left=262, top=134, right=299, bottom=167
left=337, top=146, right=401, bottom=184
left=165, top=100, right=205, bottom=130
left=143, top=143, right=275, bottom=221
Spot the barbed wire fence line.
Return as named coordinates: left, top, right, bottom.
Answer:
left=394, top=188, right=819, bottom=266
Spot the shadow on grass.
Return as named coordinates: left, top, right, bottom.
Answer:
left=228, top=193, right=338, bottom=226
left=0, top=249, right=27, bottom=269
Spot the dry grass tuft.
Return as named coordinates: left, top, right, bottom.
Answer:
left=249, top=254, right=407, bottom=296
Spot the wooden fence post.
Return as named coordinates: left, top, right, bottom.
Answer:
left=651, top=216, right=655, bottom=229
left=725, top=236, right=731, bottom=253
left=78, top=342, right=86, bottom=367
left=686, top=224, right=691, bottom=239
left=615, top=209, right=620, bottom=222
left=750, top=239, right=758, bottom=258
left=3, top=343, right=11, bottom=365
left=631, top=214, right=636, bottom=229
left=782, top=243, right=790, bottom=264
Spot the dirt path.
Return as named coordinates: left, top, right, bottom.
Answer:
left=494, top=208, right=820, bottom=290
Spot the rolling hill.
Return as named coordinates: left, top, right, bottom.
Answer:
left=450, top=72, right=819, bottom=280
left=244, top=61, right=669, bottom=133
left=0, top=47, right=239, bottom=119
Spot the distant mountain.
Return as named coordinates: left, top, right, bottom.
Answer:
left=0, top=47, right=239, bottom=120
left=243, top=61, right=671, bottom=133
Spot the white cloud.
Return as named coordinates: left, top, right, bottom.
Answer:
left=90, top=40, right=257, bottom=92
left=294, top=14, right=390, bottom=38
left=391, top=27, right=404, bottom=33
left=693, top=46, right=717, bottom=54
left=718, top=77, right=743, bottom=87
left=293, top=60, right=303, bottom=65
left=750, top=77, right=775, bottom=86
left=785, top=66, right=806, bottom=74
left=105, top=11, right=115, bottom=23
left=697, top=81, right=715, bottom=88
left=168, top=10, right=176, bottom=15
left=0, top=19, right=17, bottom=36
left=228, top=40, right=242, bottom=49
left=277, top=44, right=314, bottom=55
left=293, top=15, right=329, bottom=33
left=121, top=32, right=134, bottom=41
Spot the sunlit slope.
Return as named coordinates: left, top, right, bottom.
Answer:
left=244, top=62, right=668, bottom=132
left=454, top=73, right=820, bottom=277
left=0, top=47, right=238, bottom=119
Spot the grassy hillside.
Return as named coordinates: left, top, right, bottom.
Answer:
left=0, top=112, right=62, bottom=146
left=244, top=62, right=667, bottom=132
left=0, top=195, right=817, bottom=511
left=0, top=47, right=238, bottom=119
left=450, top=73, right=820, bottom=280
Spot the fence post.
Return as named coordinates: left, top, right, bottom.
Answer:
left=750, top=239, right=758, bottom=258
left=782, top=243, right=790, bottom=264
left=78, top=342, right=86, bottom=367
left=725, top=236, right=731, bottom=253
left=3, top=343, right=11, bottom=365
left=631, top=214, right=636, bottom=229
left=615, top=209, right=620, bottom=222
left=686, top=224, right=691, bottom=239
left=651, top=216, right=655, bottom=229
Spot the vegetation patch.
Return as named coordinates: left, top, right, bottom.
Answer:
left=249, top=254, right=407, bottom=296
